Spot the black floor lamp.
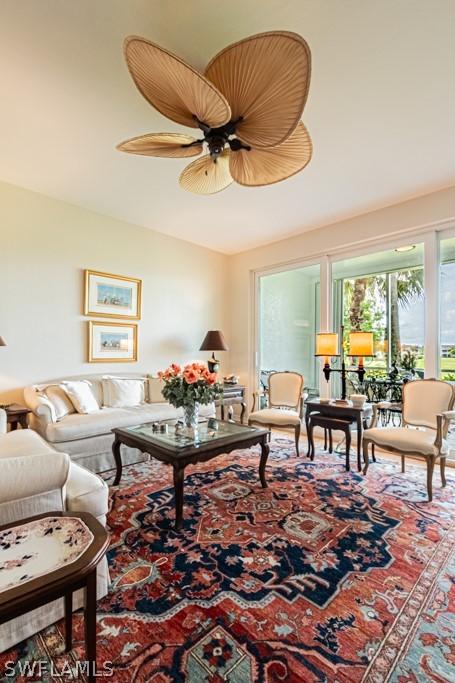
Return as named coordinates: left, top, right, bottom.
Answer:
left=315, top=327, right=374, bottom=401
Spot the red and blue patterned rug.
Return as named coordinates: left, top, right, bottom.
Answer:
left=2, top=437, right=455, bottom=682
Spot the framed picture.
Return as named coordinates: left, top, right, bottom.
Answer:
left=84, top=270, right=141, bottom=320
left=88, top=321, right=138, bottom=363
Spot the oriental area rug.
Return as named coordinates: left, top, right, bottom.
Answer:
left=1, top=437, right=455, bottom=682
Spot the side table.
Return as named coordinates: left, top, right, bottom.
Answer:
left=2, top=403, right=31, bottom=430
left=305, top=399, right=373, bottom=472
left=216, top=383, right=246, bottom=423
left=0, top=512, right=109, bottom=682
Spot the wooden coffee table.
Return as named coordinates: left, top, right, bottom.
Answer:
left=112, top=419, right=270, bottom=530
left=0, top=512, right=109, bottom=682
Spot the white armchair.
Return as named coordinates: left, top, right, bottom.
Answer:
left=248, top=372, right=305, bottom=455
left=362, top=379, right=455, bottom=501
left=0, top=409, right=110, bottom=651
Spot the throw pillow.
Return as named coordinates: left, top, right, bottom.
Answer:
left=148, top=376, right=165, bottom=403
left=43, top=385, right=75, bottom=421
left=61, top=380, right=100, bottom=414
left=102, top=377, right=145, bottom=408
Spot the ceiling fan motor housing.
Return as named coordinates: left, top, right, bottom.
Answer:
left=207, top=133, right=226, bottom=159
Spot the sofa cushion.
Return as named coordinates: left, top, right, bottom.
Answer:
left=148, top=377, right=165, bottom=403
left=43, top=385, right=75, bottom=420
left=0, top=429, right=56, bottom=459
left=249, top=408, right=301, bottom=426
left=102, top=377, right=145, bottom=407
left=44, top=403, right=215, bottom=443
left=61, top=381, right=100, bottom=414
left=365, top=427, right=448, bottom=456
left=65, top=462, right=109, bottom=520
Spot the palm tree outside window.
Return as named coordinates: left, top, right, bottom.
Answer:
left=332, top=245, right=425, bottom=389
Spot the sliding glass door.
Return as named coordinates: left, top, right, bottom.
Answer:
left=258, top=264, right=320, bottom=395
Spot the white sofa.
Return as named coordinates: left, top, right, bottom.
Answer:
left=0, top=409, right=110, bottom=652
left=24, top=374, right=215, bottom=473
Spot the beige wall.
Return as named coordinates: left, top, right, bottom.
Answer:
left=228, top=185, right=455, bottom=398
left=2, top=180, right=455, bottom=406
left=0, top=181, right=229, bottom=403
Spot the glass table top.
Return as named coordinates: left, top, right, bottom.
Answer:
left=124, top=418, right=260, bottom=450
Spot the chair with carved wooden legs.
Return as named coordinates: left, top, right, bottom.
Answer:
left=249, top=372, right=304, bottom=456
left=362, top=379, right=455, bottom=501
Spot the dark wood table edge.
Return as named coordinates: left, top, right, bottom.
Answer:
left=304, top=401, right=373, bottom=471
left=0, top=511, right=109, bottom=682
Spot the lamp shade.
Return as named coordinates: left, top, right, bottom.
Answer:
left=0, top=336, right=6, bottom=347
left=315, top=333, right=339, bottom=357
left=348, top=331, right=374, bottom=357
left=199, top=330, right=229, bottom=352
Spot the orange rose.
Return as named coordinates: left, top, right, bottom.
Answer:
left=170, top=363, right=181, bottom=375
left=183, top=369, right=199, bottom=384
left=207, top=373, right=217, bottom=385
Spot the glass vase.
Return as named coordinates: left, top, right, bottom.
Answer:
left=183, top=402, right=199, bottom=431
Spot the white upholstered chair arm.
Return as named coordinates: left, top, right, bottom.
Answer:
left=437, top=410, right=455, bottom=443
left=442, top=410, right=455, bottom=420
left=370, top=404, right=382, bottom=429
left=23, top=386, right=56, bottom=423
left=0, top=452, right=70, bottom=504
left=0, top=409, right=6, bottom=434
left=251, top=389, right=266, bottom=413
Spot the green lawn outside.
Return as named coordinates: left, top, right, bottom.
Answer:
left=416, top=357, right=455, bottom=371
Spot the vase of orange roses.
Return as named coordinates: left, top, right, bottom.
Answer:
left=158, top=362, right=222, bottom=430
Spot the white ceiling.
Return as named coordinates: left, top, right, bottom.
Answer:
left=1, top=0, right=454, bottom=254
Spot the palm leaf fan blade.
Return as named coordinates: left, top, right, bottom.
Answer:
left=205, top=31, right=311, bottom=148
left=179, top=152, right=233, bottom=194
left=124, top=36, right=231, bottom=129
left=117, top=133, right=203, bottom=158
left=229, top=122, right=312, bottom=186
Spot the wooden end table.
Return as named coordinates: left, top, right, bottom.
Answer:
left=305, top=399, right=373, bottom=472
left=0, top=512, right=109, bottom=682
left=112, top=419, right=269, bottom=530
left=216, top=384, right=247, bottom=423
left=2, top=403, right=31, bottom=430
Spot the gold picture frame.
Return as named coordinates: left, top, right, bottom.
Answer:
left=84, top=270, right=142, bottom=320
left=88, top=321, right=138, bottom=363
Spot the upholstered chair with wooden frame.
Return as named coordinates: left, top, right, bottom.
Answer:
left=363, top=379, right=455, bottom=501
left=249, top=371, right=305, bottom=455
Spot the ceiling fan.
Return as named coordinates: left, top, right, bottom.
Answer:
left=117, top=31, right=312, bottom=194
